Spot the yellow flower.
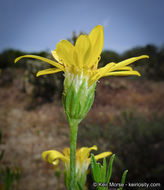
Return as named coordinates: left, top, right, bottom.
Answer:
left=42, top=145, right=111, bottom=172
left=15, top=25, right=149, bottom=124
left=42, top=145, right=112, bottom=189
left=15, top=25, right=149, bottom=87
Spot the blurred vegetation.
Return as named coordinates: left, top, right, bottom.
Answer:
left=0, top=131, right=21, bottom=190
left=22, top=59, right=64, bottom=108
left=78, top=111, right=164, bottom=190
left=0, top=50, right=64, bottom=107
left=0, top=49, right=48, bottom=69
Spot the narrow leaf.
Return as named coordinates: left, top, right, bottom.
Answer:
left=106, top=154, right=115, bottom=183
left=77, top=181, right=83, bottom=190
left=101, top=158, right=106, bottom=182
left=119, top=170, right=128, bottom=190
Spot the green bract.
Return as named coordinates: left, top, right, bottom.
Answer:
left=62, top=72, right=96, bottom=126
left=91, top=154, right=128, bottom=190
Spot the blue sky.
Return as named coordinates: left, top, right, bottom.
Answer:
left=1, top=0, right=164, bottom=53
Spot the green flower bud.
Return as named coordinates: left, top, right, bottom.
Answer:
left=62, top=72, right=96, bottom=125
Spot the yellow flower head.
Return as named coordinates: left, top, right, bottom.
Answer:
left=42, top=145, right=112, bottom=189
left=15, top=25, right=149, bottom=87
left=42, top=145, right=111, bottom=171
left=15, top=25, right=149, bottom=124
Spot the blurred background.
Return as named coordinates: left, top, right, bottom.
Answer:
left=0, top=0, right=164, bottom=190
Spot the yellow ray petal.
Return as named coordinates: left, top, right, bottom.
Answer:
left=74, top=35, right=91, bottom=68
left=15, top=55, right=64, bottom=70
left=91, top=65, right=133, bottom=83
left=78, top=145, right=97, bottom=162
left=96, top=62, right=115, bottom=75
left=55, top=40, right=74, bottom=67
left=112, top=55, right=149, bottom=69
left=94, top=152, right=112, bottom=161
left=51, top=50, right=62, bottom=64
left=87, top=151, right=112, bottom=163
left=88, top=25, right=104, bottom=68
left=110, top=66, right=133, bottom=71
left=42, top=150, right=68, bottom=165
left=62, top=148, right=70, bottom=157
left=36, top=68, right=62, bottom=77
left=90, top=62, right=115, bottom=83
left=104, top=70, right=141, bottom=77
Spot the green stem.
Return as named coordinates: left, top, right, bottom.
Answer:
left=69, top=119, right=79, bottom=190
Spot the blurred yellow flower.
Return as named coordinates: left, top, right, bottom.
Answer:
left=42, top=145, right=112, bottom=189
left=15, top=25, right=149, bottom=87
left=42, top=145, right=111, bottom=172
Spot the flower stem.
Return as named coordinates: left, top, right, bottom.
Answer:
left=69, top=119, right=79, bottom=190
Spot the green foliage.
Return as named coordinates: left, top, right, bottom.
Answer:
left=79, top=112, right=164, bottom=189
left=106, top=154, right=115, bottom=183
left=0, top=167, right=21, bottom=190
left=91, top=154, right=127, bottom=190
left=119, top=170, right=128, bottom=190
left=0, top=130, right=21, bottom=190
left=77, top=182, right=83, bottom=190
